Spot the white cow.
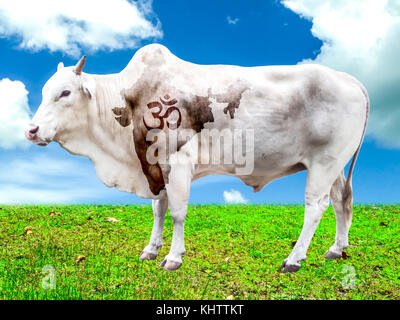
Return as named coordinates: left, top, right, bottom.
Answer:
left=25, top=44, right=369, bottom=273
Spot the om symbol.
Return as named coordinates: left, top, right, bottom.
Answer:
left=143, top=94, right=182, bottom=130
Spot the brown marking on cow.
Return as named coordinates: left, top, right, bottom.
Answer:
left=123, top=90, right=167, bottom=196
left=134, top=126, right=165, bottom=195
left=112, top=103, right=165, bottom=195
left=180, top=94, right=214, bottom=133
left=112, top=76, right=167, bottom=196
left=112, top=106, right=133, bottom=127
left=143, top=97, right=182, bottom=131
left=133, top=89, right=215, bottom=194
left=210, top=84, right=248, bottom=119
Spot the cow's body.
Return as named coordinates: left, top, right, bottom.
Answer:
left=26, top=44, right=369, bottom=273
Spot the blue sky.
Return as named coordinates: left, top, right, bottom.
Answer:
left=0, top=0, right=400, bottom=204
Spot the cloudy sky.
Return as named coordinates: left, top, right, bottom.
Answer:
left=1, top=0, right=399, bottom=204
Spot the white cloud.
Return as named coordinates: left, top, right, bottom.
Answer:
left=0, top=156, right=86, bottom=184
left=227, top=16, right=240, bottom=25
left=0, top=155, right=103, bottom=203
left=0, top=185, right=98, bottom=203
left=282, top=0, right=400, bottom=147
left=0, top=0, right=162, bottom=57
left=223, top=189, right=248, bottom=204
left=0, top=78, right=31, bottom=149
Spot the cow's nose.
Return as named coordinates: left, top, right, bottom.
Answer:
left=25, top=125, right=39, bottom=141
left=29, top=126, right=39, bottom=134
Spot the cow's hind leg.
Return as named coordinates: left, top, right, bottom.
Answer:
left=326, top=171, right=353, bottom=259
left=280, top=164, right=340, bottom=273
left=140, top=193, right=168, bottom=260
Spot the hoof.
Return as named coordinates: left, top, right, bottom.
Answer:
left=139, top=251, right=157, bottom=260
left=160, top=259, right=182, bottom=271
left=325, top=250, right=342, bottom=260
left=278, top=260, right=301, bottom=273
left=283, top=264, right=301, bottom=273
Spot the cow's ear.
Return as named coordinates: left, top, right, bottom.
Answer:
left=82, top=86, right=92, bottom=100
left=57, top=62, right=64, bottom=71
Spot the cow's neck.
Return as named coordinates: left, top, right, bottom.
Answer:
left=59, top=72, right=154, bottom=199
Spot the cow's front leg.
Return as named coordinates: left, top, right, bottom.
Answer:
left=140, top=192, right=168, bottom=260
left=160, top=154, right=192, bottom=271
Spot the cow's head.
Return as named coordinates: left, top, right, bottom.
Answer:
left=25, top=56, right=94, bottom=146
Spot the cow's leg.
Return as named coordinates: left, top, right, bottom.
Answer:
left=159, top=154, right=192, bottom=271
left=140, top=193, right=168, bottom=260
left=280, top=164, right=339, bottom=273
left=326, top=171, right=353, bottom=259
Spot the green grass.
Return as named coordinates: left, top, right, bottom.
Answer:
left=0, top=204, right=399, bottom=299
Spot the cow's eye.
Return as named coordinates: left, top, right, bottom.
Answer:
left=60, top=90, right=71, bottom=98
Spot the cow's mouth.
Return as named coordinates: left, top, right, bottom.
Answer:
left=24, top=128, right=51, bottom=146
left=37, top=141, right=50, bottom=146
left=27, top=137, right=51, bottom=147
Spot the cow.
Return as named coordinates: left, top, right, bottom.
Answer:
left=25, top=44, right=369, bottom=273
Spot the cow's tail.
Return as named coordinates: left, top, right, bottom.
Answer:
left=343, top=81, right=370, bottom=215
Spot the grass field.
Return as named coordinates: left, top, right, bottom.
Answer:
left=0, top=204, right=399, bottom=300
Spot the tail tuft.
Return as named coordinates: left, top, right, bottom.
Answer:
left=343, top=180, right=353, bottom=219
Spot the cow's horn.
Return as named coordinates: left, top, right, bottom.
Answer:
left=74, top=55, right=86, bottom=75
left=57, top=62, right=64, bottom=71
